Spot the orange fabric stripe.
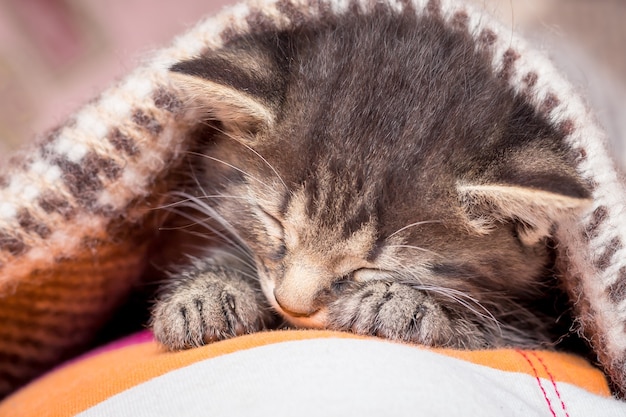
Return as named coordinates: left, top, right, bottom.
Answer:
left=0, top=330, right=611, bottom=417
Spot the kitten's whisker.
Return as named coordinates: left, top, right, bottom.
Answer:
left=182, top=242, right=258, bottom=273
left=201, top=122, right=288, bottom=192
left=386, top=244, right=443, bottom=258
left=184, top=155, right=276, bottom=212
left=185, top=151, right=271, bottom=189
left=158, top=220, right=210, bottom=231
left=392, top=263, right=426, bottom=286
left=440, top=290, right=493, bottom=319
left=190, top=234, right=257, bottom=273
left=169, top=188, right=276, bottom=222
left=167, top=193, right=250, bottom=255
left=186, top=153, right=211, bottom=199
left=165, top=207, right=250, bottom=260
left=381, top=260, right=501, bottom=333
left=208, top=246, right=259, bottom=273
left=386, top=220, right=444, bottom=239
left=240, top=142, right=288, bottom=190
left=165, top=190, right=260, bottom=271
left=416, top=285, right=502, bottom=335
left=222, top=266, right=260, bottom=283
left=155, top=194, right=249, bottom=211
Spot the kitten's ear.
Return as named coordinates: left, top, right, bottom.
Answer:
left=169, top=35, right=289, bottom=134
left=458, top=159, right=591, bottom=244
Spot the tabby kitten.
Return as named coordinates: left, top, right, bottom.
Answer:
left=150, top=9, right=590, bottom=351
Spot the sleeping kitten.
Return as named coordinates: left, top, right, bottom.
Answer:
left=150, top=9, right=590, bottom=350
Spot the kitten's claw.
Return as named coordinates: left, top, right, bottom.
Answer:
left=327, top=281, right=474, bottom=347
left=151, top=266, right=270, bottom=350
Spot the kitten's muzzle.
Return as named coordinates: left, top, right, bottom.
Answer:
left=260, top=278, right=327, bottom=328
left=272, top=288, right=329, bottom=329
left=270, top=262, right=334, bottom=318
left=273, top=288, right=320, bottom=317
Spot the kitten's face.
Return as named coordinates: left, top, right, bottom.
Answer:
left=171, top=11, right=590, bottom=333
left=206, top=129, right=551, bottom=331
left=241, top=186, right=547, bottom=330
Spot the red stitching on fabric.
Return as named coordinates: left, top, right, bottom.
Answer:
left=515, top=349, right=558, bottom=417
left=530, top=352, right=570, bottom=417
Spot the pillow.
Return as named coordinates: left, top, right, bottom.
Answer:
left=1, top=330, right=624, bottom=417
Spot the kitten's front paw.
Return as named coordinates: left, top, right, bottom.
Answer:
left=151, top=266, right=269, bottom=350
left=327, top=282, right=470, bottom=347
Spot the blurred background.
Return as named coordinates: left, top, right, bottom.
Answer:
left=0, top=0, right=624, bottom=167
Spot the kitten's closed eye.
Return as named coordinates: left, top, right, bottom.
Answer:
left=255, top=206, right=286, bottom=260
left=352, top=268, right=394, bottom=282
left=256, top=207, right=283, bottom=239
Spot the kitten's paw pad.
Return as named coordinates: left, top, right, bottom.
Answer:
left=328, top=282, right=455, bottom=345
left=152, top=273, right=266, bottom=350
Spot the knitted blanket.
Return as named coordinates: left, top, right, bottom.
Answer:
left=1, top=0, right=625, bottom=399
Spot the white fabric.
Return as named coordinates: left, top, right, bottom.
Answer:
left=78, top=338, right=626, bottom=417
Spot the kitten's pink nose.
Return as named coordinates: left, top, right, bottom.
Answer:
left=274, top=262, right=331, bottom=317
left=273, top=288, right=319, bottom=317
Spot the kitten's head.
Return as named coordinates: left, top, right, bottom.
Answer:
left=169, top=11, right=590, bottom=335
